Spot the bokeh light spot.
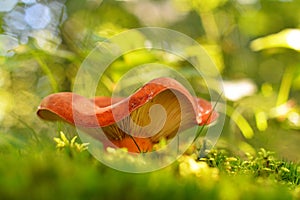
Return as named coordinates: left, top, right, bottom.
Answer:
left=286, top=29, right=300, bottom=51
left=0, top=0, right=18, bottom=12
left=25, top=3, right=51, bottom=29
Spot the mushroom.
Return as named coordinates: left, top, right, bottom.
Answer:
left=37, top=77, right=218, bottom=153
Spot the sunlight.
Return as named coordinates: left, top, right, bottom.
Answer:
left=223, top=79, right=257, bottom=101
left=286, top=29, right=300, bottom=51
left=288, top=112, right=300, bottom=127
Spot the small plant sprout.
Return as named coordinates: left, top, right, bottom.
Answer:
left=53, top=131, right=89, bottom=152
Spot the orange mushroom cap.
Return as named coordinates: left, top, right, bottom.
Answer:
left=37, top=77, right=218, bottom=153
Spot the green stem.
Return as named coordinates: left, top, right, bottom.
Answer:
left=11, top=112, right=40, bottom=143
left=34, top=55, right=59, bottom=93
left=276, top=65, right=295, bottom=106
left=226, top=105, right=254, bottom=139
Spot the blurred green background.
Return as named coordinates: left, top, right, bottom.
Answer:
left=1, top=0, right=299, bottom=160
left=0, top=0, right=299, bottom=199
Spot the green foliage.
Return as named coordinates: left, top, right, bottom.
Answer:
left=0, top=134, right=298, bottom=200
left=201, top=148, right=299, bottom=187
